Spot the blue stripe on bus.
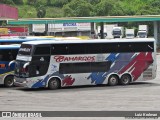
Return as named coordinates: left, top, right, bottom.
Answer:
left=87, top=53, right=136, bottom=84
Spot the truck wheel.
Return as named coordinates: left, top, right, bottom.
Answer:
left=108, top=75, right=118, bottom=86
left=119, top=74, right=131, bottom=85
left=48, top=78, right=60, bottom=90
left=4, top=76, right=14, bottom=87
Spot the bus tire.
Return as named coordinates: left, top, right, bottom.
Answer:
left=4, top=76, right=14, bottom=87
left=108, top=75, right=118, bottom=86
left=48, top=78, right=60, bottom=90
left=119, top=74, right=131, bottom=85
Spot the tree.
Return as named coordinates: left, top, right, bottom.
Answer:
left=47, top=0, right=51, bottom=6
left=63, top=5, right=74, bottom=17
left=12, top=0, right=24, bottom=5
left=0, top=0, right=14, bottom=4
left=95, top=0, right=114, bottom=16
left=35, top=2, right=46, bottom=18
left=63, top=0, right=93, bottom=17
left=37, top=8, right=46, bottom=18
left=27, top=0, right=37, bottom=5
left=53, top=0, right=71, bottom=7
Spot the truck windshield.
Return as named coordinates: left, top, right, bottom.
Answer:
left=113, top=30, right=121, bottom=35
left=126, top=34, right=134, bottom=37
left=138, top=32, right=146, bottom=36
left=18, top=44, right=32, bottom=56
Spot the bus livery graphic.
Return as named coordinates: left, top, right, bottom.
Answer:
left=118, top=52, right=153, bottom=81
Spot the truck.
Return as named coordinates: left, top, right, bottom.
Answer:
left=112, top=27, right=124, bottom=38
left=125, top=29, right=135, bottom=39
left=97, top=24, right=117, bottom=39
left=137, top=25, right=148, bottom=38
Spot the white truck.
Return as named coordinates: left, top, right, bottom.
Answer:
left=97, top=24, right=117, bottom=39
left=125, top=29, right=135, bottom=39
left=112, top=26, right=124, bottom=38
left=137, top=25, right=148, bottom=38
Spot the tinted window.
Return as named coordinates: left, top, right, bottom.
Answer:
left=0, top=49, right=18, bottom=61
left=59, top=61, right=112, bottom=74
left=51, top=42, right=154, bottom=55
left=34, top=46, right=50, bottom=55
left=52, top=44, right=69, bottom=55
left=18, top=44, right=32, bottom=55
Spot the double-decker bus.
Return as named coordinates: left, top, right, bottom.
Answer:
left=0, top=44, right=20, bottom=87
left=14, top=38, right=156, bottom=89
left=0, top=37, right=55, bottom=87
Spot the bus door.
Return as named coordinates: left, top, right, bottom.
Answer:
left=28, top=45, right=51, bottom=77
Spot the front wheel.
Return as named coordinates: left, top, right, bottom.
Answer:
left=108, top=75, right=119, bottom=86
left=119, top=74, right=131, bottom=85
left=48, top=78, right=60, bottom=90
left=4, top=76, right=14, bottom=87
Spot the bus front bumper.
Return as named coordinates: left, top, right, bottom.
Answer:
left=14, top=77, right=28, bottom=87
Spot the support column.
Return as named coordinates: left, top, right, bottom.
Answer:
left=154, top=21, right=158, bottom=45
left=90, top=22, right=95, bottom=39
left=45, top=24, right=49, bottom=36
left=100, top=22, right=104, bottom=39
left=29, top=24, right=33, bottom=35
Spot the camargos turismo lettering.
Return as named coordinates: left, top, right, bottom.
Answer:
left=54, top=55, right=95, bottom=62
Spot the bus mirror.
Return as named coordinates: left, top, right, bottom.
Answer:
left=23, top=62, right=30, bottom=69
left=8, top=60, right=15, bottom=67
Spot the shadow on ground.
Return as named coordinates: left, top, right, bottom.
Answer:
left=14, top=81, right=160, bottom=92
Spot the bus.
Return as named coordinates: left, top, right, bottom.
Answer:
left=0, top=37, right=55, bottom=87
left=14, top=38, right=156, bottom=89
left=0, top=36, right=55, bottom=45
left=0, top=44, right=20, bottom=87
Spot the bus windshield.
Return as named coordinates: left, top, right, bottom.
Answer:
left=18, top=44, right=32, bottom=56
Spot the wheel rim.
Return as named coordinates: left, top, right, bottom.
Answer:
left=122, top=76, right=129, bottom=84
left=6, top=78, right=13, bottom=86
left=50, top=80, right=58, bottom=88
left=110, top=76, right=117, bottom=85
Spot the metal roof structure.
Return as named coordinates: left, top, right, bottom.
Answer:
left=7, top=15, right=160, bottom=25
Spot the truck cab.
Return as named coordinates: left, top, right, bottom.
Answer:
left=112, top=27, right=123, bottom=38
left=125, top=29, right=134, bottom=39
left=137, top=25, right=148, bottom=38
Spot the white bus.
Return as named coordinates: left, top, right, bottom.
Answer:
left=14, top=38, right=156, bottom=89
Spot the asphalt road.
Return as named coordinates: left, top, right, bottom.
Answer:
left=0, top=54, right=160, bottom=120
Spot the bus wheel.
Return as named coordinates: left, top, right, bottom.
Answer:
left=4, top=76, right=14, bottom=87
left=119, top=74, right=131, bottom=85
left=48, top=78, right=60, bottom=90
left=108, top=75, right=118, bottom=86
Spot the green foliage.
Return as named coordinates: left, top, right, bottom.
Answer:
left=63, top=0, right=93, bottom=17
left=12, top=0, right=23, bottom=5
left=95, top=0, right=114, bottom=16
left=0, top=0, right=14, bottom=4
left=1, top=0, right=160, bottom=18
left=52, top=0, right=70, bottom=7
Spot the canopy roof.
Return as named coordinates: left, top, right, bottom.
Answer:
left=7, top=15, right=160, bottom=25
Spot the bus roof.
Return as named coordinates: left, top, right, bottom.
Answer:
left=0, top=44, right=20, bottom=49
left=22, top=38, right=155, bottom=45
left=0, top=36, right=55, bottom=43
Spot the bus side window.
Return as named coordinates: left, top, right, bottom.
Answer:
left=52, top=44, right=69, bottom=55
